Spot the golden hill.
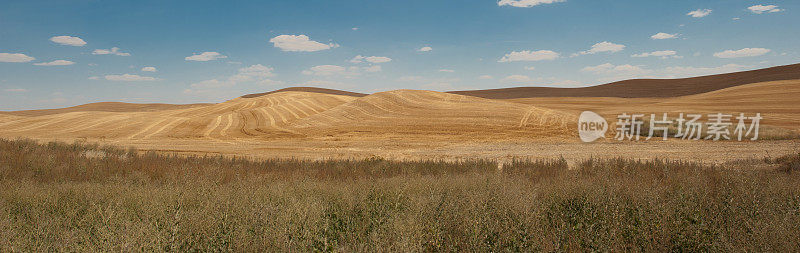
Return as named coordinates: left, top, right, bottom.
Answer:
left=286, top=90, right=574, bottom=139
left=0, top=90, right=575, bottom=143
left=0, top=92, right=356, bottom=141
left=507, top=79, right=800, bottom=130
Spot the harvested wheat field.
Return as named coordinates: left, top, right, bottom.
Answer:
left=508, top=79, right=800, bottom=131
left=2, top=66, right=800, bottom=163
left=2, top=78, right=800, bottom=163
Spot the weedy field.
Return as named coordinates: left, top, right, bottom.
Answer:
left=1, top=138, right=799, bottom=252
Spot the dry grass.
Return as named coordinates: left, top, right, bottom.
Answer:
left=1, top=138, right=800, bottom=252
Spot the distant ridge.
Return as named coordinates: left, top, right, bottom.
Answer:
left=0, top=102, right=210, bottom=117
left=241, top=87, right=368, bottom=98
left=448, top=63, right=800, bottom=99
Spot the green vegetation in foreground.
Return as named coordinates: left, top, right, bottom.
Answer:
left=1, top=138, right=799, bottom=252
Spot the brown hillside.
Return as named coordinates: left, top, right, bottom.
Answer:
left=449, top=63, right=800, bottom=99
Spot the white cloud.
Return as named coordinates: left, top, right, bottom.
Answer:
left=732, top=17, right=741, bottom=20
left=418, top=46, right=433, bottom=52
left=582, top=63, right=652, bottom=81
left=500, top=75, right=532, bottom=83
left=49, top=36, right=86, bottom=46
left=365, top=56, right=391, bottom=63
left=302, top=65, right=349, bottom=76
left=188, top=64, right=276, bottom=92
left=350, top=55, right=392, bottom=63
left=269, top=34, right=338, bottom=52
left=4, top=88, right=27, bottom=92
left=524, top=66, right=536, bottom=70
left=748, top=5, right=782, bottom=14
left=687, top=9, right=712, bottom=18
left=651, top=32, right=678, bottom=40
left=362, top=65, right=382, bottom=73
left=229, top=64, right=275, bottom=82
left=33, top=60, right=75, bottom=66
left=661, top=64, right=748, bottom=78
left=577, top=42, right=625, bottom=55
left=93, top=47, right=130, bottom=56
left=185, top=52, right=226, bottom=61
left=631, top=50, right=679, bottom=59
left=141, top=66, right=157, bottom=72
left=498, top=0, right=565, bottom=8
left=713, top=48, right=771, bottom=58
left=479, top=75, right=493, bottom=80
left=352, top=27, right=359, bottom=31
left=301, top=64, right=377, bottom=76
left=498, top=50, right=559, bottom=62
left=105, top=74, right=158, bottom=81
left=349, top=55, right=365, bottom=63
left=438, top=69, right=455, bottom=73
left=0, top=53, right=35, bottom=63
left=88, top=76, right=100, bottom=80
left=584, top=63, right=751, bottom=81
left=237, top=64, right=274, bottom=78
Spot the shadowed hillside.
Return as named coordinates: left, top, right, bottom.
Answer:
left=448, top=63, right=800, bottom=99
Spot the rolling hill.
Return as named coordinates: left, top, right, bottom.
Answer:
left=507, top=79, right=800, bottom=130
left=448, top=63, right=800, bottom=99
left=241, top=87, right=368, bottom=98
left=0, top=102, right=211, bottom=117
left=0, top=63, right=798, bottom=161
left=0, top=90, right=575, bottom=142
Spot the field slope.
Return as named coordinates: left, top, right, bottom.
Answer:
left=0, top=90, right=575, bottom=142
left=449, top=63, right=800, bottom=98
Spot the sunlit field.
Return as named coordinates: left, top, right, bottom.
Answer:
left=1, top=138, right=798, bottom=252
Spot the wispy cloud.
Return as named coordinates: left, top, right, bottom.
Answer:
left=713, top=48, right=771, bottom=58
left=185, top=52, right=226, bottom=61
left=631, top=50, right=679, bottom=59
left=350, top=55, right=392, bottom=64
left=0, top=53, right=35, bottom=63
left=576, top=42, right=625, bottom=56
left=687, top=9, right=712, bottom=18
left=651, top=32, right=678, bottom=40
left=49, top=36, right=86, bottom=46
left=748, top=5, right=782, bottom=14
left=93, top=47, right=130, bottom=56
left=498, top=0, right=565, bottom=8
left=34, top=60, right=75, bottom=66
left=269, top=35, right=338, bottom=52
left=499, top=50, right=559, bottom=62
left=105, top=74, right=158, bottom=81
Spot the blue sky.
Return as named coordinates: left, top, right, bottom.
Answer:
left=1, top=0, right=798, bottom=110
